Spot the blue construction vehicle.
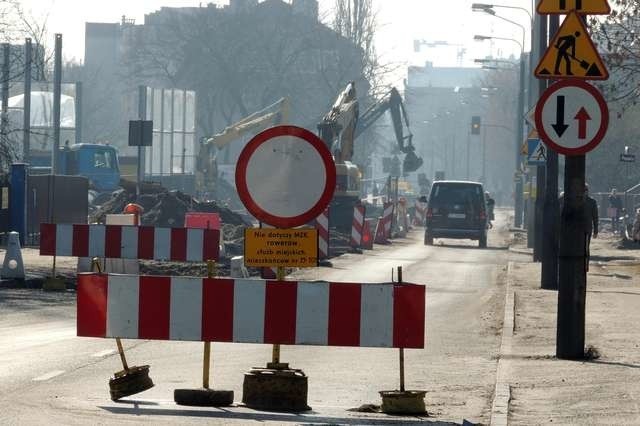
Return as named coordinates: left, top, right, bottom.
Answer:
left=30, top=143, right=121, bottom=193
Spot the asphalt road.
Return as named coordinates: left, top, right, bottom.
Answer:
left=0, top=210, right=525, bottom=425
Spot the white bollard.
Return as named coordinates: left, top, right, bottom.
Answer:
left=2, top=231, right=25, bottom=280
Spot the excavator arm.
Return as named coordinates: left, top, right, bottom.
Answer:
left=196, top=97, right=290, bottom=196
left=317, top=82, right=359, bottom=164
left=355, top=88, right=423, bottom=173
left=205, top=97, right=289, bottom=149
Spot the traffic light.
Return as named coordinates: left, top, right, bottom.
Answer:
left=471, top=116, right=481, bottom=135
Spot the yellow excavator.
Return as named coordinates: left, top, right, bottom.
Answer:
left=318, top=82, right=423, bottom=229
left=195, top=97, right=290, bottom=198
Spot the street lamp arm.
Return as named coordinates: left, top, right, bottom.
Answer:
left=471, top=3, right=533, bottom=24
left=492, top=4, right=533, bottom=22
left=476, top=35, right=523, bottom=51
left=490, top=13, right=526, bottom=53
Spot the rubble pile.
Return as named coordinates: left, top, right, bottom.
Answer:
left=90, top=185, right=252, bottom=228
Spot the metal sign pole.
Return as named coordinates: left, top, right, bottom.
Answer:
left=52, top=34, right=62, bottom=174
left=23, top=38, right=32, bottom=162
left=541, top=14, right=560, bottom=290
left=137, top=86, right=147, bottom=198
left=397, top=266, right=405, bottom=392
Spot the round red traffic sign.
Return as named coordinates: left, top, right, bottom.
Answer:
left=235, top=125, right=336, bottom=228
left=535, top=79, right=609, bottom=156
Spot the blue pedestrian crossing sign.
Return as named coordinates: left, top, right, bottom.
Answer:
left=527, top=138, right=547, bottom=165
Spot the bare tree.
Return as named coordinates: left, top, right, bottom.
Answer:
left=119, top=4, right=369, bottom=145
left=590, top=1, right=640, bottom=110
left=586, top=1, right=640, bottom=191
left=331, top=0, right=407, bottom=178
left=0, top=1, right=50, bottom=170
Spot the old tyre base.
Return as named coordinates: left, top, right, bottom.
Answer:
left=242, top=368, right=310, bottom=412
left=174, top=388, right=234, bottom=407
left=109, top=365, right=154, bottom=401
left=379, top=390, right=427, bottom=415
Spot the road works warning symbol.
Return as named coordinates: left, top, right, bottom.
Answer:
left=535, top=11, right=608, bottom=80
left=537, top=0, right=611, bottom=15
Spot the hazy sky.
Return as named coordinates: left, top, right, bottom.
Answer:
left=18, top=0, right=533, bottom=85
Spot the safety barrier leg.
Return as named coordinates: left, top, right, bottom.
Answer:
left=242, top=265, right=310, bottom=412
left=97, top=257, right=154, bottom=401
left=269, top=266, right=286, bottom=369
left=174, top=260, right=234, bottom=406
left=379, top=266, right=426, bottom=415
left=43, top=253, right=66, bottom=291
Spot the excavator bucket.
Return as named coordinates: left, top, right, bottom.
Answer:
left=403, top=151, right=423, bottom=174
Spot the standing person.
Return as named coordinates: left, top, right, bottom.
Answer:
left=608, top=188, right=623, bottom=232
left=585, top=184, right=599, bottom=269
left=485, top=191, right=495, bottom=229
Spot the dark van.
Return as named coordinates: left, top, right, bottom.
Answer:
left=424, top=181, right=488, bottom=248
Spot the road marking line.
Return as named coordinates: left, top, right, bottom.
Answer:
left=91, top=349, right=116, bottom=357
left=32, top=370, right=65, bottom=381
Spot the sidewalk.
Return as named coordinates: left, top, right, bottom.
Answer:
left=503, top=234, right=640, bottom=424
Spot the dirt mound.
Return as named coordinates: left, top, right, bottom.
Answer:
left=90, top=186, right=251, bottom=229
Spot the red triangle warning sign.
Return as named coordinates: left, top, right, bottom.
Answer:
left=537, top=0, right=610, bottom=15
left=535, top=11, right=609, bottom=80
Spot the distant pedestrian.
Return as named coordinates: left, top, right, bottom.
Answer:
left=608, top=188, right=623, bottom=232
left=585, top=184, right=599, bottom=269
left=485, top=191, right=495, bottom=229
left=632, top=208, right=640, bottom=242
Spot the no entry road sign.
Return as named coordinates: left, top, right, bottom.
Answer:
left=235, top=125, right=336, bottom=228
left=535, top=80, right=609, bottom=156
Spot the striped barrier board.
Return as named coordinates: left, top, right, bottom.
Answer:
left=374, top=202, right=394, bottom=244
left=382, top=202, right=394, bottom=238
left=40, top=224, right=220, bottom=262
left=350, top=205, right=365, bottom=248
left=77, top=274, right=425, bottom=349
left=311, top=208, right=330, bottom=259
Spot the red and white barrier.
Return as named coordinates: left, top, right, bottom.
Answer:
left=77, top=274, right=425, bottom=349
left=362, top=219, right=374, bottom=250
left=310, top=208, right=329, bottom=259
left=40, top=224, right=220, bottom=262
left=374, top=218, right=388, bottom=244
left=350, top=205, right=365, bottom=249
left=382, top=202, right=394, bottom=238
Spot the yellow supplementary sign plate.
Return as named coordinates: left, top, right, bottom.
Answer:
left=244, top=228, right=318, bottom=268
left=537, top=0, right=610, bottom=15
left=535, top=11, right=608, bottom=80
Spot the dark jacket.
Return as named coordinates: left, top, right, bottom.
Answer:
left=609, top=195, right=623, bottom=210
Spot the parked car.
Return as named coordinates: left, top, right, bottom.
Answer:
left=424, top=180, right=488, bottom=248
